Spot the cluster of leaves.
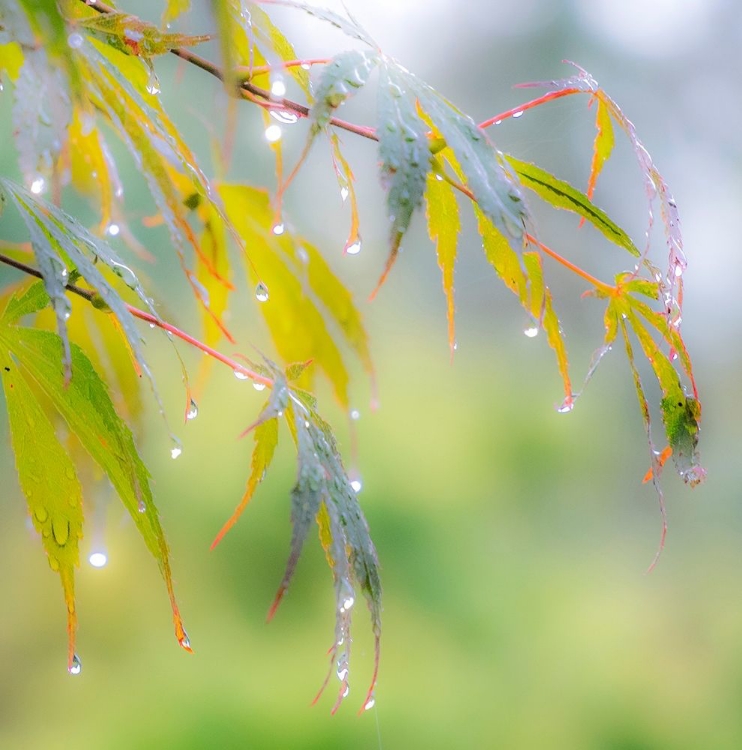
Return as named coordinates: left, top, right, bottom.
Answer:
left=0, top=0, right=703, bottom=711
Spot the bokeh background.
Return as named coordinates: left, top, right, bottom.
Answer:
left=1, top=0, right=742, bottom=747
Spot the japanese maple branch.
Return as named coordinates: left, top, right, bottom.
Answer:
left=0, top=252, right=274, bottom=389
left=81, top=0, right=377, bottom=142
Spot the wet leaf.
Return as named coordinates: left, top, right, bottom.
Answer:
left=505, top=156, right=639, bottom=257
left=0, top=350, right=83, bottom=672
left=474, top=206, right=527, bottom=301
left=586, top=98, right=614, bottom=201
left=80, top=13, right=211, bottom=57
left=0, top=303, right=189, bottom=649
left=425, top=173, right=459, bottom=355
left=309, top=50, right=379, bottom=135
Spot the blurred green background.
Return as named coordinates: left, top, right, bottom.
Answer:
left=2, top=0, right=742, bottom=747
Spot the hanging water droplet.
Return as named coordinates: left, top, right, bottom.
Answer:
left=524, top=325, right=539, bottom=338
left=67, top=32, right=83, bottom=49
left=270, top=78, right=287, bottom=97
left=350, top=479, right=362, bottom=493
left=340, top=186, right=349, bottom=202
left=264, top=124, right=282, bottom=143
left=255, top=282, right=270, bottom=302
left=149, top=323, right=156, bottom=329
left=512, top=110, right=524, bottom=118
left=556, top=397, right=574, bottom=414
left=269, top=109, right=299, bottom=125
left=30, top=176, right=46, bottom=194
left=435, top=174, right=444, bottom=181
left=88, top=551, right=108, bottom=568
left=234, top=369, right=249, bottom=380
left=146, top=69, right=161, bottom=95
left=362, top=695, right=376, bottom=712
left=494, top=119, right=503, bottom=126
left=300, top=62, right=311, bottom=70
left=105, top=222, right=120, bottom=237
left=253, top=382, right=266, bottom=391
left=342, top=684, right=350, bottom=698
left=674, top=263, right=684, bottom=278
left=178, top=632, right=191, bottom=651
left=111, top=261, right=138, bottom=289
left=68, top=654, right=82, bottom=675
left=337, top=662, right=349, bottom=681
left=186, top=399, right=198, bottom=420
left=170, top=445, right=182, bottom=460
left=350, top=409, right=360, bottom=420
left=345, top=238, right=362, bottom=255
left=340, top=593, right=355, bottom=611
left=272, top=222, right=285, bottom=236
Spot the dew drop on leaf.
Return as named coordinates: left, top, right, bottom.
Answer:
left=272, top=222, right=285, bottom=236
left=67, top=32, right=83, bottom=49
left=88, top=551, right=107, bottom=568
left=363, top=694, right=376, bottom=712
left=186, top=399, right=198, bottom=420
left=350, top=479, right=362, bottom=493
left=557, top=397, right=574, bottom=414
left=255, top=282, right=270, bottom=302
left=137, top=499, right=146, bottom=513
left=337, top=661, right=349, bottom=681
left=178, top=632, right=191, bottom=651
left=269, top=109, right=299, bottom=125
left=170, top=445, right=183, bottom=459
left=253, top=382, right=266, bottom=391
left=300, top=62, right=311, bottom=70
left=344, top=238, right=362, bottom=255
left=524, top=325, right=539, bottom=338
left=234, top=370, right=249, bottom=380
left=512, top=110, right=524, bottom=118
left=264, top=125, right=282, bottom=143
left=340, top=187, right=349, bottom=202
left=30, top=176, right=46, bottom=195
left=146, top=70, right=161, bottom=95
left=68, top=654, right=82, bottom=675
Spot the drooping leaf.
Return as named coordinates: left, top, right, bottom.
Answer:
left=405, top=68, right=527, bottom=241
left=79, top=13, right=212, bottom=57
left=309, top=50, right=379, bottom=135
left=586, top=98, right=614, bottom=201
left=217, top=183, right=373, bottom=408
left=505, top=155, right=640, bottom=257
left=329, top=134, right=362, bottom=253
left=256, top=0, right=377, bottom=47
left=425, top=173, right=460, bottom=355
left=370, top=62, right=432, bottom=295
left=0, top=304, right=190, bottom=651
left=474, top=206, right=527, bottom=302
left=1, top=348, right=83, bottom=672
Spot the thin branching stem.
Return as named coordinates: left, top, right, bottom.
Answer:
left=0, top=252, right=274, bottom=389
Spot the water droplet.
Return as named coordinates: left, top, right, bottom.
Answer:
left=337, top=663, right=349, bottom=681
left=269, top=109, right=299, bottom=125
left=105, top=222, right=120, bottom=236
left=512, top=110, right=524, bottom=118
left=272, top=222, right=285, bottom=236
left=363, top=695, right=376, bottom=711
left=340, top=593, right=355, bottom=612
left=146, top=69, right=161, bottom=95
left=674, top=263, right=684, bottom=278
left=435, top=174, right=444, bottom=181
left=255, top=282, right=270, bottom=302
left=350, top=409, right=360, bottom=420
left=68, top=654, right=82, bottom=675
left=137, top=499, right=146, bottom=513
left=149, top=323, right=156, bottom=329
left=89, top=551, right=107, bottom=568
left=253, top=382, right=266, bottom=391
left=524, top=325, right=539, bottom=338
left=186, top=399, right=198, bottom=420
left=52, top=518, right=70, bottom=546
left=494, top=119, right=503, bottom=126
left=340, top=187, right=349, bottom=202
left=67, top=32, right=83, bottom=49
left=30, top=176, right=46, bottom=194
left=301, top=62, right=311, bottom=70
left=342, top=684, right=350, bottom=698
left=345, top=238, right=362, bottom=255
left=34, top=507, right=49, bottom=523
left=350, top=479, right=362, bottom=493
left=270, top=78, right=287, bottom=97
left=111, top=261, right=138, bottom=289
left=170, top=446, right=182, bottom=460
left=264, top=124, right=282, bottom=143
left=556, top=397, right=574, bottom=414
left=178, top=632, right=191, bottom=650
left=234, top=370, right=249, bottom=380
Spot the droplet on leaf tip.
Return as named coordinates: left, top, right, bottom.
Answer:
left=253, top=382, right=266, bottom=391
left=178, top=633, right=191, bottom=651
left=264, top=124, right=282, bottom=143
left=170, top=445, right=183, bottom=459
left=340, top=187, right=349, bottom=202
left=342, top=685, right=350, bottom=698
left=524, top=325, right=539, bottom=338
left=556, top=397, right=574, bottom=414
left=88, top=551, right=107, bottom=568
left=350, top=479, right=362, bottom=493
left=363, top=695, right=376, bottom=712
left=68, top=654, right=82, bottom=675
left=255, top=282, right=270, bottom=302
left=272, top=222, right=285, bottom=236
left=186, top=399, right=198, bottom=420
left=30, top=176, right=46, bottom=194
left=344, top=238, right=362, bottom=255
